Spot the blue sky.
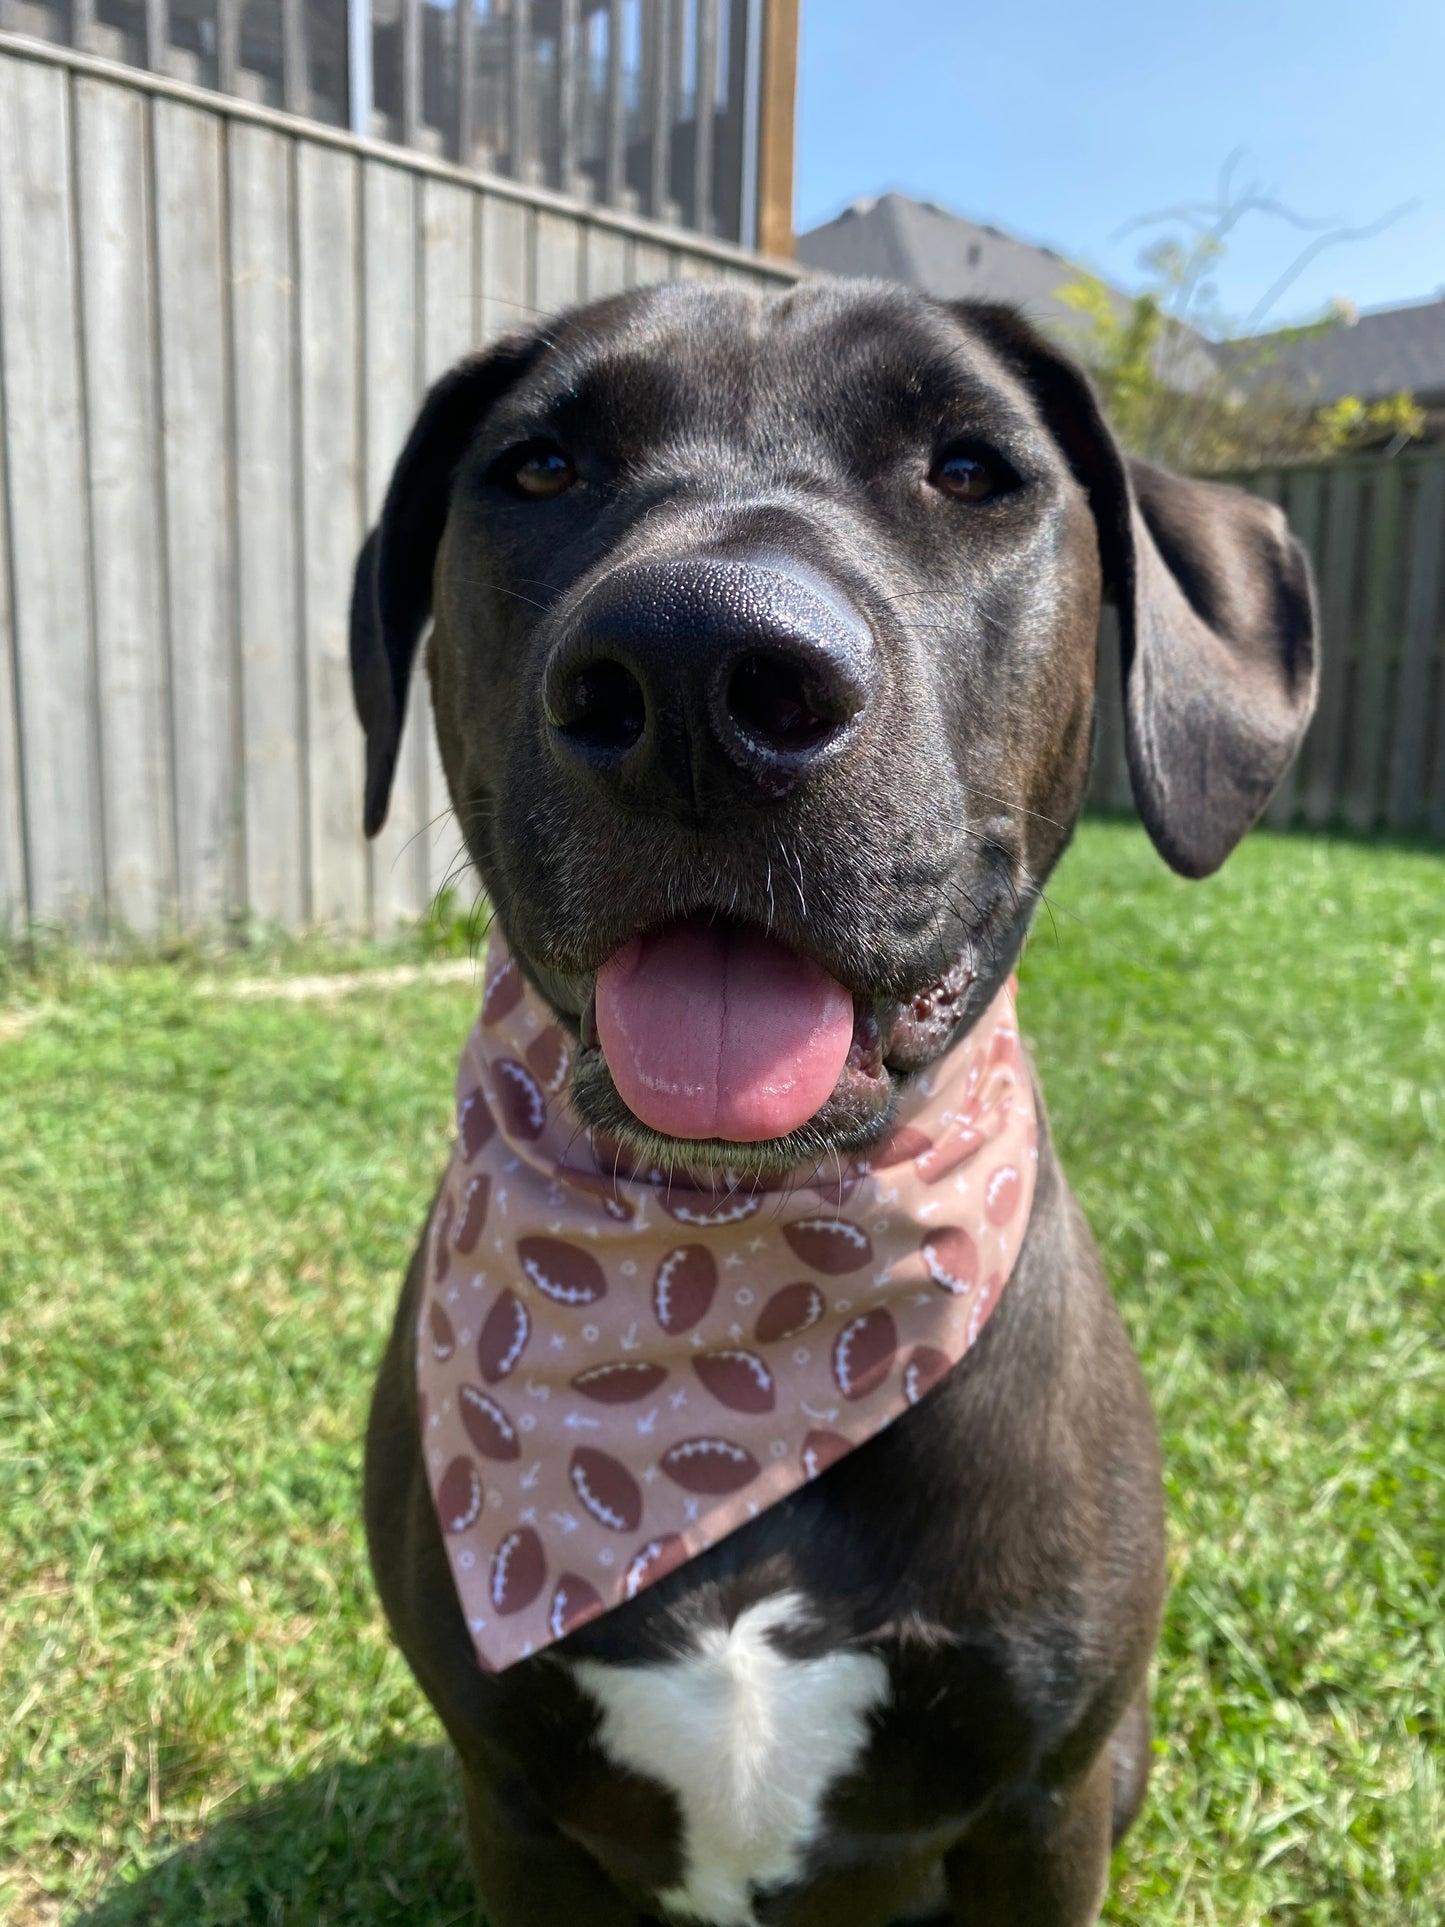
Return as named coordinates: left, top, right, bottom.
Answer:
left=795, top=0, right=1444, bottom=332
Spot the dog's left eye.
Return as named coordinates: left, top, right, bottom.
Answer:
left=929, top=444, right=1017, bottom=504
left=497, top=441, right=578, bottom=500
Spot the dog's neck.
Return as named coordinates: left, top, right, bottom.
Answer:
left=416, top=940, right=1038, bottom=1671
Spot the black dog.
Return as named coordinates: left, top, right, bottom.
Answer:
left=352, top=278, right=1317, bottom=1926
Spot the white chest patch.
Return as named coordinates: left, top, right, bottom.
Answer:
left=571, top=1593, right=891, bottom=1927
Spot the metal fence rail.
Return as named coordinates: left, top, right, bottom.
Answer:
left=1090, top=453, right=1445, bottom=839
left=0, top=0, right=797, bottom=248
left=0, top=32, right=794, bottom=937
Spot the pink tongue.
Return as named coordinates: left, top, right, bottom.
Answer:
left=594, top=923, right=855, bottom=1142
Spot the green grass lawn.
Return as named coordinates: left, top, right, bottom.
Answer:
left=2, top=820, right=1442, bottom=1926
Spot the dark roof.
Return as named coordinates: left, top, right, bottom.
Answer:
left=796, top=192, right=1220, bottom=392
left=798, top=194, right=1445, bottom=411
left=1233, top=297, right=1445, bottom=404
left=796, top=192, right=1090, bottom=325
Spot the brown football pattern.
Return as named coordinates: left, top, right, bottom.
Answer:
left=569, top=1447, right=643, bottom=1532
left=453, top=1174, right=491, bottom=1253
left=490, top=1525, right=546, bottom=1615
left=661, top=1189, right=763, bottom=1228
left=693, top=1348, right=776, bottom=1415
left=428, top=1299, right=456, bottom=1362
left=985, top=1163, right=1023, bottom=1226
left=916, top=1126, right=985, bottom=1186
left=459, top=1384, right=521, bottom=1461
left=754, top=1280, right=826, bottom=1344
left=494, top=1058, right=547, bottom=1141
left=458, top=1086, right=495, bottom=1160
left=922, top=1225, right=979, bottom=1296
left=476, top=1289, right=530, bottom=1382
left=870, top=1123, right=933, bottom=1170
left=549, top=1572, right=605, bottom=1638
left=833, top=1309, right=897, bottom=1400
left=783, top=1216, right=873, bottom=1274
left=571, top=1359, right=669, bottom=1404
left=624, top=1533, right=689, bottom=1600
left=903, top=1345, right=952, bottom=1406
left=482, top=957, right=523, bottom=1025
left=801, top=1429, right=851, bottom=1480
left=652, top=1244, right=717, bottom=1333
left=517, top=1236, right=607, bottom=1307
left=525, top=1025, right=571, bottom=1094
left=659, top=1436, right=761, bottom=1494
left=436, top=1455, right=484, bottom=1534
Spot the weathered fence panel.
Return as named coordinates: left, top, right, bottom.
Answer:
left=0, top=31, right=793, bottom=936
left=1090, top=451, right=1445, bottom=841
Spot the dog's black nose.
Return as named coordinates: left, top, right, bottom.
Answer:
left=543, top=557, right=876, bottom=807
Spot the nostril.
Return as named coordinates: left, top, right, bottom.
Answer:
left=553, top=660, right=646, bottom=756
left=726, top=651, right=841, bottom=755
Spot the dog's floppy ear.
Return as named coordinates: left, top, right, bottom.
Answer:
left=350, top=333, right=541, bottom=835
left=960, top=305, right=1319, bottom=878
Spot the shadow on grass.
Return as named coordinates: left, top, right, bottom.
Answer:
left=78, top=1746, right=478, bottom=1927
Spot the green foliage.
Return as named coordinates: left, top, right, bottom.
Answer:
left=1054, top=225, right=1424, bottom=471
left=3, top=824, right=1443, bottom=1923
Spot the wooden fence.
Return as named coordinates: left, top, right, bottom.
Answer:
left=1090, top=453, right=1445, bottom=839
left=0, top=0, right=801, bottom=253
left=0, top=31, right=793, bottom=937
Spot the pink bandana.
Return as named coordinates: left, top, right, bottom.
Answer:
left=417, top=940, right=1038, bottom=1672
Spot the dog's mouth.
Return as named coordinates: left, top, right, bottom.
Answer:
left=561, top=917, right=978, bottom=1174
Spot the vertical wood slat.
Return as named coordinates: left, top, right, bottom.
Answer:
left=399, top=0, right=420, bottom=147
left=603, top=0, right=625, bottom=207
left=648, top=0, right=672, bottom=219
left=1266, top=466, right=1325, bottom=828
left=0, top=234, right=25, bottom=934
left=144, top=0, right=167, bottom=72
left=282, top=0, right=307, bottom=115
left=297, top=143, right=367, bottom=926
left=630, top=234, right=674, bottom=286
left=216, top=0, right=238, bottom=94
left=153, top=100, right=238, bottom=926
left=455, top=0, right=475, bottom=164
left=692, top=0, right=717, bottom=234
left=74, top=78, right=175, bottom=935
left=362, top=160, right=427, bottom=929
left=418, top=177, right=476, bottom=905
left=0, top=57, right=104, bottom=924
left=584, top=221, right=628, bottom=299
left=534, top=206, right=582, bottom=315
left=1389, top=460, right=1445, bottom=832
left=508, top=0, right=530, bottom=181
left=1303, top=467, right=1361, bottom=828
left=1344, top=461, right=1403, bottom=832
left=480, top=191, right=532, bottom=340
left=557, top=0, right=578, bottom=193
left=755, top=0, right=798, bottom=256
left=229, top=122, right=306, bottom=927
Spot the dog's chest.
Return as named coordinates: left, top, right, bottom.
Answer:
left=570, top=1593, right=890, bottom=1927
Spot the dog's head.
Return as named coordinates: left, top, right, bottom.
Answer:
left=351, top=279, right=1316, bottom=1173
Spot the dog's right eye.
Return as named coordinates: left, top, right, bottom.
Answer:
left=495, top=441, right=578, bottom=501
